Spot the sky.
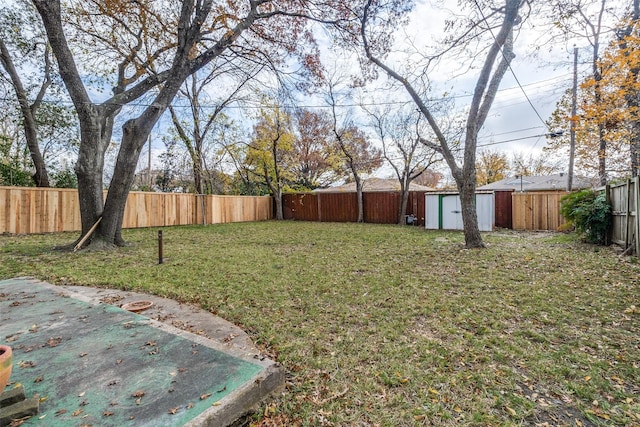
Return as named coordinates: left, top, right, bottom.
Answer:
left=359, top=0, right=630, bottom=179
left=273, top=0, right=622, bottom=183
left=123, top=0, right=624, bottom=181
left=386, top=0, right=587, bottom=158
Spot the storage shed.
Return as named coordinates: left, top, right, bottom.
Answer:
left=425, top=192, right=495, bottom=232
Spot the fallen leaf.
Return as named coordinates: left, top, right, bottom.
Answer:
left=200, top=393, right=212, bottom=400
left=168, top=407, right=180, bottom=415
left=186, top=402, right=194, bottom=409
left=79, top=352, right=88, bottom=357
left=103, top=411, right=114, bottom=417
left=131, top=390, right=145, bottom=398
left=55, top=409, right=67, bottom=416
left=72, top=409, right=83, bottom=417
left=584, top=375, right=591, bottom=382
left=610, top=375, right=624, bottom=385
left=18, top=361, right=36, bottom=368
left=506, top=406, right=517, bottom=416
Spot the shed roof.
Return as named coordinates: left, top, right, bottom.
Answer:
left=314, top=178, right=435, bottom=193
left=476, top=173, right=594, bottom=191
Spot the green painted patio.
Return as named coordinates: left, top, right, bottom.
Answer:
left=0, top=278, right=283, bottom=426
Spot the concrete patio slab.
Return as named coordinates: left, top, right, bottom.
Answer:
left=0, top=278, right=283, bottom=426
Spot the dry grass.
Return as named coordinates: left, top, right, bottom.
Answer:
left=1, top=222, right=639, bottom=426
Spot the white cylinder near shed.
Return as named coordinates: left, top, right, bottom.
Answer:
left=425, top=192, right=495, bottom=232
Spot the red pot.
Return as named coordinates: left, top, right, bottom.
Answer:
left=0, top=345, right=12, bottom=395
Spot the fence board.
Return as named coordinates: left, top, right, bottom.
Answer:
left=608, top=178, right=638, bottom=254
left=283, top=191, right=426, bottom=225
left=319, top=193, right=358, bottom=222
left=364, top=192, right=399, bottom=224
left=0, top=186, right=272, bottom=234
left=512, top=192, right=567, bottom=231
left=494, top=190, right=513, bottom=228
left=283, top=193, right=319, bottom=221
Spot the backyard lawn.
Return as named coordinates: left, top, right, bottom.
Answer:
left=1, top=221, right=639, bottom=426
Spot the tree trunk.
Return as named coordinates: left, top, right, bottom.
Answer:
left=23, top=109, right=49, bottom=187
left=75, top=110, right=112, bottom=239
left=459, top=178, right=483, bottom=248
left=355, top=175, right=364, bottom=223
left=99, top=121, right=149, bottom=246
left=631, top=125, right=640, bottom=177
left=193, top=155, right=204, bottom=195
left=0, top=39, right=50, bottom=187
left=597, top=123, right=607, bottom=186
left=398, top=185, right=410, bottom=225
left=274, top=190, right=284, bottom=220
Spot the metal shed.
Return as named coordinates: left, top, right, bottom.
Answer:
left=425, top=192, right=495, bottom=232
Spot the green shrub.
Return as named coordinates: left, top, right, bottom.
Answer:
left=0, top=163, right=33, bottom=187
left=51, top=168, right=78, bottom=188
left=560, top=189, right=611, bottom=244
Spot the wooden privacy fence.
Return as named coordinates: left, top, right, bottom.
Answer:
left=512, top=191, right=568, bottom=231
left=607, top=177, right=639, bottom=255
left=283, top=192, right=427, bottom=225
left=285, top=190, right=566, bottom=231
left=0, top=186, right=273, bottom=234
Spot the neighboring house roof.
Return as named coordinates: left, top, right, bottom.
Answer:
left=477, top=173, right=594, bottom=191
left=314, top=178, right=436, bottom=193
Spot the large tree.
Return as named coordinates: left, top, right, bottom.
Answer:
left=359, top=0, right=524, bottom=247
left=370, top=107, right=441, bottom=225
left=591, top=0, right=640, bottom=177
left=168, top=64, right=257, bottom=195
left=325, top=75, right=382, bottom=222
left=545, top=85, right=631, bottom=179
left=290, top=109, right=341, bottom=190
left=245, top=104, right=295, bottom=220
left=0, top=1, right=58, bottom=187
left=476, top=150, right=509, bottom=186
left=548, top=0, right=628, bottom=185
left=32, top=0, right=346, bottom=248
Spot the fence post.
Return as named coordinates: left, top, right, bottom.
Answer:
left=635, top=177, right=640, bottom=256
left=605, top=184, right=611, bottom=246
left=625, top=179, right=632, bottom=250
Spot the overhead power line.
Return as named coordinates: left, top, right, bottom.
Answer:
left=471, top=0, right=550, bottom=130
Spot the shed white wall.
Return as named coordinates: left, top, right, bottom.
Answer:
left=425, top=193, right=494, bottom=232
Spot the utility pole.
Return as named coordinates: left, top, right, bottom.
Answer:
left=147, top=133, right=152, bottom=188
left=567, top=46, right=578, bottom=192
